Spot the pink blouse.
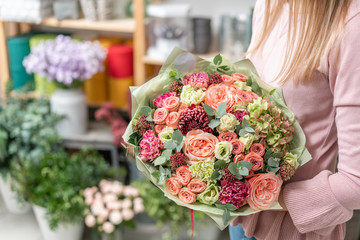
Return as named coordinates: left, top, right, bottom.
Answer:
left=232, top=0, right=360, bottom=239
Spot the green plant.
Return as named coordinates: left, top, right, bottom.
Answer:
left=11, top=148, right=112, bottom=230
left=0, top=95, right=63, bottom=177
left=136, top=180, right=205, bottom=240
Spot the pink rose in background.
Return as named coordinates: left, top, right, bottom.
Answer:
left=218, top=131, right=237, bottom=142
left=85, top=215, right=96, bottom=228
left=247, top=172, right=283, bottom=211
left=165, top=178, right=182, bottom=195
left=103, top=193, right=117, bottom=203
left=111, top=181, right=123, bottom=196
left=163, top=96, right=180, bottom=112
left=153, top=108, right=169, bottom=124
left=102, top=222, right=115, bottom=234
left=230, top=139, right=244, bottom=155
left=109, top=210, right=123, bottom=225
left=122, top=198, right=132, bottom=209
left=134, top=202, right=144, bottom=213
left=122, top=208, right=135, bottom=221
left=183, top=130, right=219, bottom=163
left=106, top=201, right=122, bottom=210
left=178, top=188, right=197, bottom=204
left=166, top=112, right=180, bottom=129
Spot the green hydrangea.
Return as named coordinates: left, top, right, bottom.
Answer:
left=158, top=127, right=174, bottom=143
left=189, top=160, right=214, bottom=181
left=180, top=85, right=205, bottom=106
left=217, top=113, right=239, bottom=132
left=214, top=141, right=233, bottom=163
left=197, top=183, right=219, bottom=205
left=233, top=81, right=252, bottom=91
left=283, top=152, right=299, bottom=168
left=247, top=97, right=268, bottom=114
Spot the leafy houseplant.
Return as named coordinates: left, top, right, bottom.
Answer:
left=23, top=34, right=107, bottom=137
left=11, top=148, right=112, bottom=230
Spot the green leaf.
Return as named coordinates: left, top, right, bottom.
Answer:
left=169, top=71, right=177, bottom=78
left=203, top=104, right=216, bottom=116
left=239, top=129, right=248, bottom=136
left=241, top=119, right=249, bottom=128
left=175, top=140, right=184, bottom=152
left=228, top=163, right=237, bottom=175
left=216, top=102, right=227, bottom=118
left=268, top=157, right=279, bottom=167
left=222, top=210, right=230, bottom=225
left=215, top=202, right=227, bottom=210
left=271, top=152, right=283, bottom=159
left=218, top=65, right=231, bottom=71
left=172, top=130, right=183, bottom=143
left=214, top=160, right=227, bottom=169
left=264, top=149, right=273, bottom=161
left=250, top=78, right=262, bottom=96
left=159, top=166, right=166, bottom=174
left=226, top=204, right=238, bottom=211
left=235, top=173, right=244, bottom=180
left=240, top=161, right=252, bottom=171
left=162, top=149, right=173, bottom=159
left=164, top=140, right=176, bottom=150
left=128, top=132, right=142, bottom=146
left=211, top=170, right=220, bottom=180
left=244, top=127, right=255, bottom=133
left=208, top=119, right=221, bottom=129
left=146, top=115, right=153, bottom=121
left=238, top=167, right=249, bottom=176
left=246, top=77, right=252, bottom=86
left=236, top=125, right=242, bottom=135
left=269, top=89, right=276, bottom=95
left=153, top=156, right=167, bottom=166
left=269, top=166, right=280, bottom=173
left=213, top=54, right=222, bottom=65
left=141, top=106, right=153, bottom=116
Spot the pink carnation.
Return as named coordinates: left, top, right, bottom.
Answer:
left=183, top=72, right=209, bottom=90
left=218, top=180, right=249, bottom=208
left=154, top=91, right=176, bottom=108
left=139, top=130, right=164, bottom=161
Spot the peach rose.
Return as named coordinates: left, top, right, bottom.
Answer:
left=166, top=112, right=180, bottom=129
left=231, top=73, right=248, bottom=82
left=234, top=153, right=245, bottom=163
left=153, top=108, right=168, bottom=124
left=244, top=152, right=264, bottom=171
left=222, top=75, right=235, bottom=85
left=230, top=85, right=253, bottom=104
left=163, top=96, right=180, bottom=112
left=205, top=84, right=236, bottom=111
left=188, top=179, right=207, bottom=193
left=250, top=143, right=265, bottom=156
left=176, top=166, right=192, bottom=186
left=247, top=172, right=283, bottom=210
left=183, top=130, right=219, bottom=163
left=178, top=105, right=188, bottom=113
left=248, top=91, right=260, bottom=99
left=165, top=178, right=182, bottom=195
left=230, top=139, right=244, bottom=155
left=154, top=124, right=166, bottom=135
left=178, top=188, right=197, bottom=204
left=218, top=131, right=237, bottom=142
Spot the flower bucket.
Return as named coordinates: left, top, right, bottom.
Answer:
left=50, top=88, right=88, bottom=137
left=32, top=205, right=84, bottom=240
left=0, top=174, right=31, bottom=214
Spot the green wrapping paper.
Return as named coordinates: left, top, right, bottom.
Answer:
left=123, top=48, right=312, bottom=230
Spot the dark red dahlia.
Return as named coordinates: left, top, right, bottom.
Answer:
left=134, top=115, right=151, bottom=136
left=220, top=167, right=237, bottom=187
left=218, top=180, right=249, bottom=208
left=279, top=160, right=296, bottom=181
left=209, top=73, right=223, bottom=85
left=168, top=81, right=183, bottom=96
left=178, top=106, right=213, bottom=135
left=169, top=152, right=189, bottom=170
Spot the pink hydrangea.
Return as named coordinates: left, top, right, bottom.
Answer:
left=154, top=91, right=176, bottom=108
left=139, top=130, right=164, bottom=161
left=183, top=72, right=209, bottom=90
left=218, top=180, right=249, bottom=208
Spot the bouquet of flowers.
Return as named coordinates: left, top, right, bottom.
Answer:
left=23, top=35, right=107, bottom=89
left=123, top=48, right=311, bottom=229
left=83, top=180, right=144, bottom=235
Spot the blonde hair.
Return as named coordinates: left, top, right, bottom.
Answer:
left=249, top=0, right=351, bottom=84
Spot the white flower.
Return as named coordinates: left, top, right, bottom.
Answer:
left=239, top=133, right=255, bottom=150
left=122, top=208, right=134, bottom=221
left=122, top=199, right=132, bottom=209
left=214, top=141, right=233, bottom=163
left=109, top=210, right=123, bottom=225
left=217, top=113, right=240, bottom=132
left=103, top=193, right=118, bottom=203
left=134, top=203, right=144, bottom=213
left=158, top=127, right=174, bottom=143
left=85, top=215, right=96, bottom=228
left=102, top=222, right=115, bottom=234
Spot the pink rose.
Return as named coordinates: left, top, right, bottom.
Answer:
left=166, top=112, right=180, bottom=129
left=122, top=198, right=132, bottom=209
left=102, top=222, right=115, bottom=234
left=122, top=208, right=134, bottom=221
left=176, top=166, right=192, bottom=186
left=188, top=179, right=207, bottom=193
left=154, top=124, right=166, bottom=135
left=109, top=210, right=123, bottom=225
left=134, top=202, right=144, bottom=213
left=163, top=96, right=180, bottom=112
left=244, top=152, right=264, bottom=171
left=85, top=215, right=96, bottom=228
left=153, top=108, right=168, bottom=124
left=231, top=73, right=248, bottom=82
left=183, top=130, right=219, bottom=163
left=178, top=188, right=197, bottom=204
left=106, top=201, right=122, bottom=210
left=111, top=181, right=123, bottom=196
left=218, top=131, right=237, bottom=142
left=222, top=75, right=235, bottom=85
left=247, top=173, right=283, bottom=211
left=230, top=139, right=244, bottom=155
left=103, top=193, right=117, bottom=203
left=165, top=178, right=182, bottom=195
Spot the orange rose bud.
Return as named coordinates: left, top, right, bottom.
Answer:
left=231, top=73, right=248, bottom=82
left=166, top=112, right=180, bottom=129
left=178, top=188, right=197, bottom=204
left=249, top=143, right=265, bottom=156
left=163, top=96, right=180, bottom=112
left=188, top=179, right=207, bottom=193
left=234, top=153, right=245, bottom=163
left=153, top=108, right=168, bottom=124
left=230, top=139, right=244, bottom=155
left=176, top=166, right=192, bottom=186
left=244, top=152, right=264, bottom=171
left=165, top=178, right=182, bottom=195
left=218, top=131, right=237, bottom=142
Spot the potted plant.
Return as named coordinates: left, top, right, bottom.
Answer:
left=11, top=148, right=112, bottom=240
left=83, top=179, right=145, bottom=240
left=23, top=35, right=107, bottom=137
left=0, top=95, right=63, bottom=214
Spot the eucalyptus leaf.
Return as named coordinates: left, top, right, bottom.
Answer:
left=213, top=54, right=222, bottom=65
left=151, top=171, right=161, bottom=179
left=146, top=115, right=153, bottom=122
left=216, top=102, right=227, bottom=118
left=264, top=149, right=273, bottom=161
left=153, top=156, right=167, bottom=166
left=238, top=168, right=249, bottom=176
left=162, top=149, right=173, bottom=159
left=203, top=104, right=216, bottom=116
left=209, top=119, right=221, bottom=129
left=164, top=140, right=176, bottom=150
left=240, top=161, right=252, bottom=171
left=172, top=130, right=183, bottom=143
left=226, top=204, right=238, bottom=211
left=268, top=157, right=279, bottom=167
left=176, top=141, right=184, bottom=152
left=214, top=160, right=227, bottom=169
left=211, top=171, right=220, bottom=180
left=228, top=163, right=237, bottom=175
left=239, top=129, right=249, bottom=136
left=271, top=152, right=283, bottom=159
left=222, top=210, right=230, bottom=226
left=241, top=119, right=249, bottom=128
left=269, top=166, right=280, bottom=173
left=235, top=173, right=244, bottom=180
left=244, top=127, right=255, bottom=133
left=215, top=203, right=227, bottom=210
left=141, top=106, right=153, bottom=116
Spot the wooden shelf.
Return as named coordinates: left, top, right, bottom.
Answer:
left=39, top=17, right=136, bottom=33
left=142, top=52, right=218, bottom=66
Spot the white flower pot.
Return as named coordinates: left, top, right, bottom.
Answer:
left=50, top=89, right=88, bottom=137
left=32, top=205, right=84, bottom=240
left=0, top=174, right=31, bottom=214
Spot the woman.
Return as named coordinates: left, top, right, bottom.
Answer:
left=230, top=0, right=360, bottom=239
